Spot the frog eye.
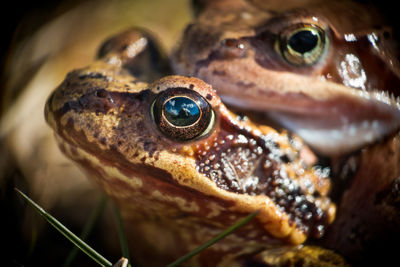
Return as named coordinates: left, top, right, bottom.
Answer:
left=277, top=24, right=327, bottom=66
left=151, top=88, right=215, bottom=141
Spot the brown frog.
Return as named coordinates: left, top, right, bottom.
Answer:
left=45, top=30, right=342, bottom=266
left=44, top=0, right=400, bottom=266
left=173, top=0, right=400, bottom=156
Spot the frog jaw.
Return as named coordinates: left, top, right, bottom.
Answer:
left=268, top=105, right=400, bottom=157
left=180, top=34, right=400, bottom=156
left=201, top=61, right=400, bottom=156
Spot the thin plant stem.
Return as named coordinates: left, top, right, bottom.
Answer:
left=63, top=195, right=108, bottom=267
left=166, top=210, right=260, bottom=267
left=112, top=202, right=131, bottom=264
left=15, top=188, right=112, bottom=267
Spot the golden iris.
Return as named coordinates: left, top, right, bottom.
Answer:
left=277, top=24, right=327, bottom=66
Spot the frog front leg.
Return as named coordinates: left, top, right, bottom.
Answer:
left=96, top=28, right=172, bottom=83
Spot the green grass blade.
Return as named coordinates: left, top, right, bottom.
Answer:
left=166, top=210, right=260, bottom=267
left=112, top=202, right=131, bottom=264
left=63, top=195, right=108, bottom=267
left=15, top=188, right=112, bottom=267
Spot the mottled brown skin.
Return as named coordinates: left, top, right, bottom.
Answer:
left=45, top=0, right=400, bottom=265
left=173, top=0, right=400, bottom=156
left=320, top=135, right=400, bottom=266
left=45, top=30, right=338, bottom=266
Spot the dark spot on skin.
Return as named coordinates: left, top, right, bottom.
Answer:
left=58, top=143, right=66, bottom=154
left=140, top=156, right=146, bottom=163
left=157, top=86, right=160, bottom=91
left=143, top=140, right=158, bottom=158
left=78, top=96, right=90, bottom=107
left=280, top=154, right=290, bottom=163
left=143, top=141, right=151, bottom=151
left=67, top=117, right=74, bottom=126
left=78, top=72, right=108, bottom=81
left=189, top=84, right=194, bottom=89
left=100, top=137, right=107, bottom=145
left=212, top=69, right=226, bottom=76
left=206, top=94, right=212, bottom=101
left=172, top=213, right=190, bottom=220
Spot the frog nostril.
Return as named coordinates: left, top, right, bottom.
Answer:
left=94, top=89, right=108, bottom=98
left=218, top=38, right=247, bottom=59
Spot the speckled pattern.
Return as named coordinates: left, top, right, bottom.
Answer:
left=44, top=0, right=400, bottom=265
left=173, top=0, right=400, bottom=156
left=45, top=27, right=336, bottom=265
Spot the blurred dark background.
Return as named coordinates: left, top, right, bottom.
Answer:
left=1, top=0, right=82, bottom=70
left=1, top=3, right=119, bottom=266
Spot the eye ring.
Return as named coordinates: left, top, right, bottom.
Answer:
left=151, top=87, right=215, bottom=141
left=277, top=24, right=328, bottom=66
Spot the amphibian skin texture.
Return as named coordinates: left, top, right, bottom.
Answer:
left=173, top=0, right=400, bottom=156
left=45, top=0, right=400, bottom=266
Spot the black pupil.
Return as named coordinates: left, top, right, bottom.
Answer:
left=288, top=29, right=319, bottom=54
left=163, top=97, right=200, bottom=126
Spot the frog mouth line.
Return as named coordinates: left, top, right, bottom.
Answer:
left=188, top=32, right=400, bottom=156
left=191, top=55, right=400, bottom=156
left=268, top=88, right=400, bottom=156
